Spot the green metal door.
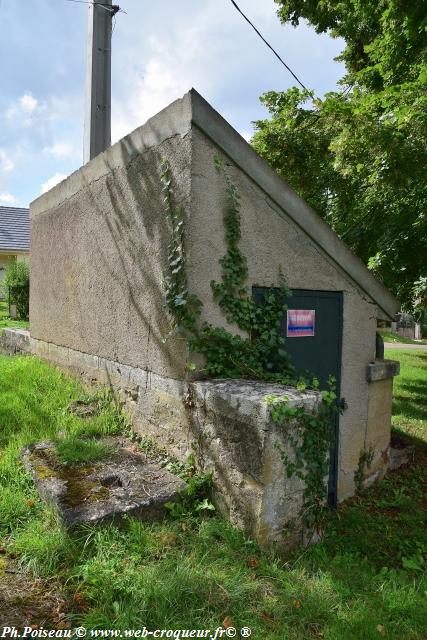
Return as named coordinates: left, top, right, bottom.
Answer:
left=253, top=288, right=343, bottom=505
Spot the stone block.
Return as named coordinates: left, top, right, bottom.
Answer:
left=21, top=439, right=186, bottom=528
left=190, top=379, right=322, bottom=548
left=0, top=328, right=30, bottom=354
left=367, top=359, right=400, bottom=382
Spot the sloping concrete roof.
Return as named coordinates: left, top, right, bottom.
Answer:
left=189, top=91, right=399, bottom=319
left=0, top=206, right=30, bottom=252
left=31, top=89, right=399, bottom=318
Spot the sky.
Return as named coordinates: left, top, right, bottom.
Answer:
left=0, top=0, right=345, bottom=208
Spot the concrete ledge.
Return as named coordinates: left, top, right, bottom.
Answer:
left=191, top=379, right=320, bottom=427
left=0, top=328, right=31, bottom=353
left=21, top=439, right=186, bottom=528
left=367, top=359, right=400, bottom=382
left=0, top=329, right=194, bottom=462
left=30, top=336, right=186, bottom=397
left=0, top=329, right=186, bottom=397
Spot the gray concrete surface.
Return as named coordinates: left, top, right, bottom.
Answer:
left=0, top=327, right=30, bottom=354
left=367, top=359, right=400, bottom=382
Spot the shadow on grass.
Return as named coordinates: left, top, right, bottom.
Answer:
left=391, top=427, right=427, bottom=452
left=393, top=395, right=427, bottom=421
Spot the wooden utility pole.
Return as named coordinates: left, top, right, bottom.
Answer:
left=83, top=0, right=119, bottom=163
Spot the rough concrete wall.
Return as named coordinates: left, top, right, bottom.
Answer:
left=188, top=127, right=380, bottom=500
left=2, top=330, right=194, bottom=464
left=365, top=378, right=394, bottom=482
left=30, top=134, right=192, bottom=380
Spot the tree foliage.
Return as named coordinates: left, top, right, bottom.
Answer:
left=252, top=0, right=427, bottom=312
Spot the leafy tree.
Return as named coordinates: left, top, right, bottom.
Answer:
left=252, top=0, right=427, bottom=312
left=2, top=261, right=30, bottom=320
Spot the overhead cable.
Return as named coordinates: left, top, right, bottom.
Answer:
left=228, top=0, right=309, bottom=91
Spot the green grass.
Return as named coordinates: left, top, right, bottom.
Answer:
left=0, top=353, right=426, bottom=638
left=55, top=436, right=113, bottom=464
left=379, top=329, right=426, bottom=344
left=0, top=299, right=29, bottom=329
left=386, top=348, right=427, bottom=443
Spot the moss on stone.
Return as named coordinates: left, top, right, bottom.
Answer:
left=28, top=445, right=109, bottom=509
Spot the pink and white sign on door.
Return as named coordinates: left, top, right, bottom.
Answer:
left=287, top=309, right=315, bottom=337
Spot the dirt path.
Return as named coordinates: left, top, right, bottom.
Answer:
left=0, top=555, right=69, bottom=628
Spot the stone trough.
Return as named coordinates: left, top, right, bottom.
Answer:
left=21, top=438, right=186, bottom=527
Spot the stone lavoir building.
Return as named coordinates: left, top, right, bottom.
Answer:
left=16, top=90, right=400, bottom=546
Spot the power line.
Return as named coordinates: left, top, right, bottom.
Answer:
left=228, top=0, right=309, bottom=92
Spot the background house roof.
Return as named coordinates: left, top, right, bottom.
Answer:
left=0, top=206, right=30, bottom=252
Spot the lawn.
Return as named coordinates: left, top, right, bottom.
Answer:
left=0, top=352, right=426, bottom=638
left=386, top=348, right=427, bottom=441
left=379, top=329, right=426, bottom=345
left=0, top=299, right=29, bottom=330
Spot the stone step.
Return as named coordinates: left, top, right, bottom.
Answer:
left=21, top=438, right=186, bottom=527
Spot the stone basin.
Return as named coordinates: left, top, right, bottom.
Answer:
left=21, top=438, right=186, bottom=527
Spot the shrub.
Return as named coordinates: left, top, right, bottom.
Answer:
left=2, top=261, right=30, bottom=319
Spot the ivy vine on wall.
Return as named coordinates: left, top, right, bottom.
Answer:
left=160, top=156, right=338, bottom=529
left=266, top=382, right=338, bottom=529
left=160, top=159, right=202, bottom=334
left=161, top=156, right=294, bottom=382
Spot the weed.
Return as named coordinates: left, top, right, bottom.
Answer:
left=55, top=437, right=113, bottom=465
left=165, top=472, right=215, bottom=518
